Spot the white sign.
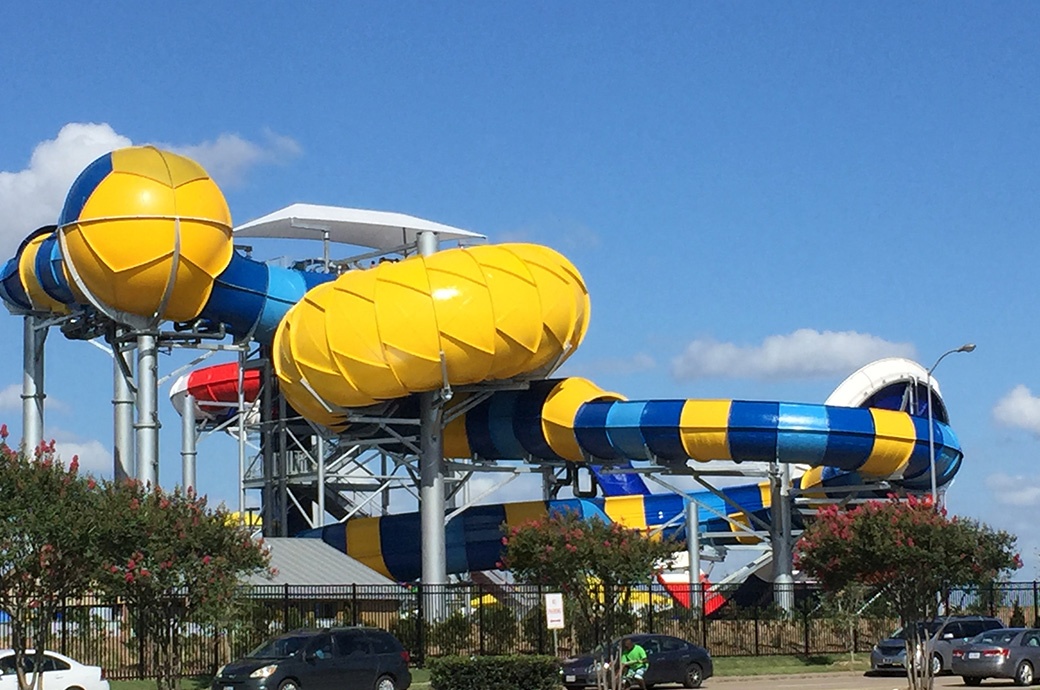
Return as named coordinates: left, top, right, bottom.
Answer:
left=545, top=592, right=565, bottom=630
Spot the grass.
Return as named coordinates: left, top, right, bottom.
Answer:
left=713, top=653, right=872, bottom=676
left=110, top=656, right=870, bottom=690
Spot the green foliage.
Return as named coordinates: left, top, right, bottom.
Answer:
left=1010, top=601, right=1026, bottom=628
left=502, top=510, right=677, bottom=641
left=92, top=480, right=269, bottom=690
left=428, top=611, right=471, bottom=653
left=796, top=494, right=1021, bottom=689
left=796, top=495, right=1020, bottom=621
left=480, top=603, right=518, bottom=654
left=427, top=654, right=560, bottom=690
left=0, top=437, right=106, bottom=690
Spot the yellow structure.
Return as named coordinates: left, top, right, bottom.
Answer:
left=273, top=243, right=590, bottom=413
left=57, top=146, right=233, bottom=323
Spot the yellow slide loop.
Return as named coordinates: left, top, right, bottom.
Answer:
left=275, top=243, right=589, bottom=409
left=58, top=147, right=232, bottom=323
left=19, top=235, right=67, bottom=314
left=541, top=377, right=624, bottom=461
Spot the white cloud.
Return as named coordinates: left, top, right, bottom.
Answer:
left=48, top=427, right=112, bottom=476
left=163, top=129, right=301, bottom=187
left=985, top=472, right=1040, bottom=507
left=0, top=384, right=21, bottom=411
left=671, top=328, right=916, bottom=381
left=993, top=385, right=1040, bottom=435
left=0, top=123, right=301, bottom=258
left=0, top=123, right=131, bottom=256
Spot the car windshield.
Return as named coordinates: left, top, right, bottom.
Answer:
left=890, top=622, right=943, bottom=640
left=248, top=634, right=312, bottom=659
left=973, top=630, right=1020, bottom=645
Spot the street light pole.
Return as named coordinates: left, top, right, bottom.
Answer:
left=927, top=343, right=976, bottom=506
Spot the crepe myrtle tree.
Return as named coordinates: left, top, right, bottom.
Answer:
left=501, top=510, right=678, bottom=644
left=94, top=480, right=270, bottom=690
left=795, top=494, right=1021, bottom=690
left=0, top=429, right=107, bottom=690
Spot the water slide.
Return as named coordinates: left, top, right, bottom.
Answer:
left=0, top=147, right=963, bottom=583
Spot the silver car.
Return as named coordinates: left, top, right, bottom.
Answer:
left=951, top=627, right=1040, bottom=686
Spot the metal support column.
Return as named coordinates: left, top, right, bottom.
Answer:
left=770, top=460, right=794, bottom=611
left=261, top=357, right=276, bottom=535
left=21, top=316, right=45, bottom=453
left=417, top=230, right=448, bottom=595
left=113, top=340, right=135, bottom=481
left=686, top=499, right=703, bottom=617
left=135, top=333, right=160, bottom=486
left=314, top=434, right=326, bottom=527
left=181, top=393, right=197, bottom=492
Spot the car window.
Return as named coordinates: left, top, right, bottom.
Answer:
left=956, top=620, right=981, bottom=636
left=983, top=620, right=1004, bottom=632
left=368, top=632, right=401, bottom=654
left=334, top=631, right=369, bottom=656
left=0, top=656, right=15, bottom=675
left=974, top=629, right=1021, bottom=645
left=636, top=638, right=660, bottom=655
left=942, top=622, right=964, bottom=639
left=39, top=656, right=70, bottom=672
left=1022, top=632, right=1040, bottom=648
left=307, top=634, right=334, bottom=659
left=249, top=633, right=313, bottom=659
left=658, top=637, right=687, bottom=653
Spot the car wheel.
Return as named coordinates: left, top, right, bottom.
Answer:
left=278, top=680, right=300, bottom=690
left=931, top=653, right=943, bottom=676
left=1016, top=660, right=1034, bottom=686
left=683, top=663, right=703, bottom=688
left=962, top=677, right=982, bottom=687
left=373, top=675, right=396, bottom=690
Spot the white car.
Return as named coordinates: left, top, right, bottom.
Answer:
left=0, top=650, right=109, bottom=690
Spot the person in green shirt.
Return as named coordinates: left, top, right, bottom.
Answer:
left=620, top=637, right=648, bottom=689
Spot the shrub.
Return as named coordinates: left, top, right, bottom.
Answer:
left=428, top=654, right=560, bottom=690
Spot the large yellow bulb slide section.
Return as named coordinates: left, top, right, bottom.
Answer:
left=273, top=243, right=590, bottom=415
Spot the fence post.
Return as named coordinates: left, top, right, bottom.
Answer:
left=416, top=584, right=425, bottom=667
left=648, top=584, right=655, bottom=634
left=283, top=583, right=290, bottom=632
left=1034, top=582, right=1039, bottom=627
left=537, top=584, right=545, bottom=655
left=352, top=583, right=359, bottom=626
left=803, top=606, right=810, bottom=657
left=60, top=599, right=67, bottom=655
left=478, top=584, right=485, bottom=656
left=754, top=606, right=760, bottom=657
left=990, top=581, right=996, bottom=617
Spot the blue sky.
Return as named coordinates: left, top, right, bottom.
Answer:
left=3, top=3, right=1040, bottom=574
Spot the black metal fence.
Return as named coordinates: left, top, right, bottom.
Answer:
left=13, top=580, right=1040, bottom=679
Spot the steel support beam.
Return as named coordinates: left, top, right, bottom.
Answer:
left=181, top=393, right=197, bottom=492
left=770, top=460, right=794, bottom=611
left=135, top=333, right=159, bottom=486
left=417, top=230, right=448, bottom=595
left=113, top=340, right=135, bottom=481
left=21, top=316, right=45, bottom=453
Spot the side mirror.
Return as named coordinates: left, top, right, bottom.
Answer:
left=942, top=633, right=954, bottom=640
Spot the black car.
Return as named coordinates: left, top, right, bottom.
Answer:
left=212, top=627, right=411, bottom=690
left=561, top=633, right=712, bottom=689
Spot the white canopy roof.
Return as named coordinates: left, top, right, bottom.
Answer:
left=233, top=203, right=485, bottom=250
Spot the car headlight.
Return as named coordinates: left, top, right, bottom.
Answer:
left=250, top=665, right=278, bottom=679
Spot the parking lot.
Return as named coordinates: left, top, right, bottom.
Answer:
left=710, top=671, right=1021, bottom=689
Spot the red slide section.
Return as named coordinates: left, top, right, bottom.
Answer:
left=170, top=361, right=262, bottom=421
left=656, top=573, right=726, bottom=615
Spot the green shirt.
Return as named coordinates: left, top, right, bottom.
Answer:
left=621, top=644, right=648, bottom=670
